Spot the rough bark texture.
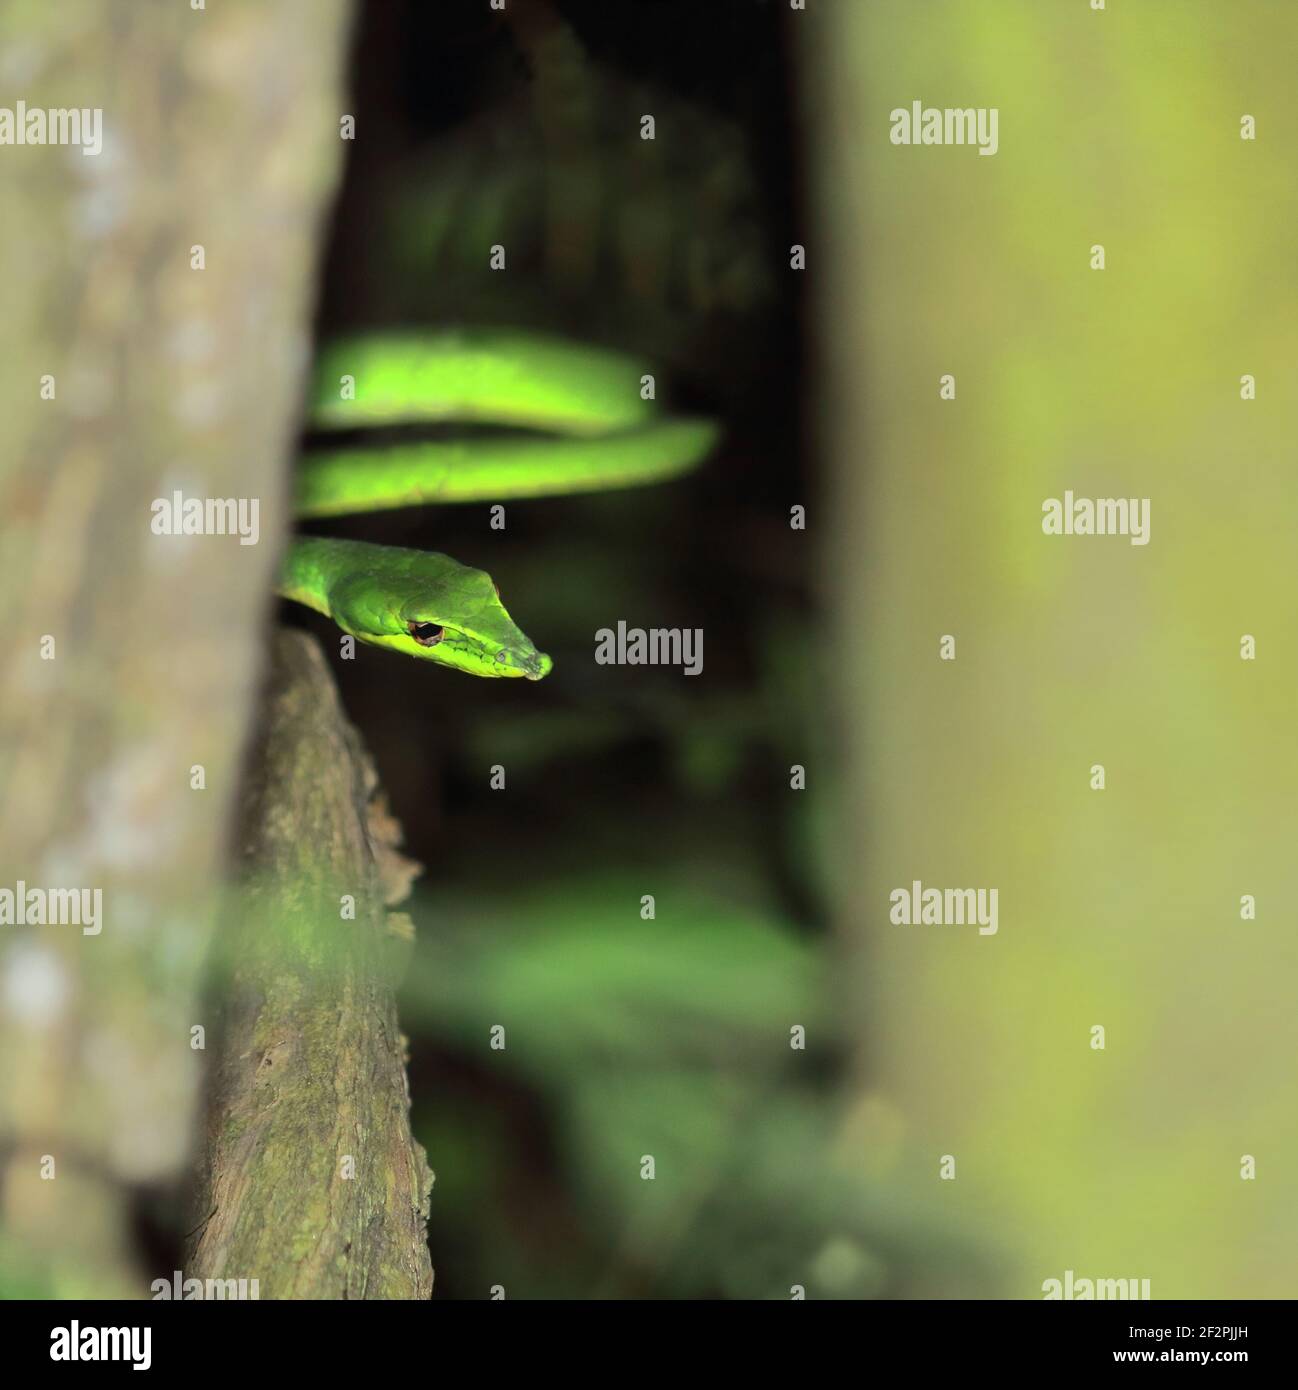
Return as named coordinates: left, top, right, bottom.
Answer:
left=0, top=0, right=351, bottom=1295
left=186, top=631, right=433, bottom=1299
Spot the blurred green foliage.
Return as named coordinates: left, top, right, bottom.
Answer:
left=400, top=872, right=992, bottom=1298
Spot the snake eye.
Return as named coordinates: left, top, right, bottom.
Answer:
left=409, top=622, right=444, bottom=647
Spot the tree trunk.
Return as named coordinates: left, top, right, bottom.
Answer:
left=186, top=631, right=433, bottom=1299
left=0, top=0, right=352, bottom=1296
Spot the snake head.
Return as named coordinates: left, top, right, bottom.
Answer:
left=329, top=551, right=552, bottom=679
left=404, top=612, right=553, bottom=680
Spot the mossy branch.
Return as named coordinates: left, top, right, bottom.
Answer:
left=186, top=632, right=433, bottom=1299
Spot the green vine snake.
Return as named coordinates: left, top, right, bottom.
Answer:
left=280, top=330, right=718, bottom=679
